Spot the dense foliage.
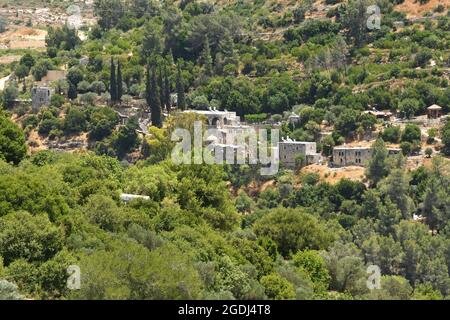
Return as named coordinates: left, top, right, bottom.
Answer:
left=0, top=142, right=448, bottom=300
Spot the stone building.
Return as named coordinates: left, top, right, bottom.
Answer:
left=333, top=146, right=401, bottom=167
left=184, top=108, right=240, bottom=128
left=184, top=108, right=250, bottom=145
left=31, top=87, right=51, bottom=112
left=279, top=138, right=322, bottom=169
left=181, top=110, right=324, bottom=169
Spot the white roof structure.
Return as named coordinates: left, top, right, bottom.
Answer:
left=363, top=110, right=393, bottom=117
left=280, top=136, right=315, bottom=144
left=427, top=104, right=442, bottom=110
left=120, top=193, right=150, bottom=202
left=183, top=108, right=237, bottom=117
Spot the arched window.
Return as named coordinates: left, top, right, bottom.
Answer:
left=211, top=117, right=220, bottom=127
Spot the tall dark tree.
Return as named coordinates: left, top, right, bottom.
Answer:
left=201, top=36, right=213, bottom=76
left=342, top=0, right=370, bottom=47
left=117, top=60, right=123, bottom=102
left=145, top=64, right=151, bottom=113
left=158, top=66, right=164, bottom=109
left=366, top=139, right=390, bottom=186
left=164, top=65, right=171, bottom=112
left=146, top=63, right=162, bottom=128
left=110, top=58, right=117, bottom=103
left=176, top=61, right=186, bottom=110
left=68, top=83, right=78, bottom=100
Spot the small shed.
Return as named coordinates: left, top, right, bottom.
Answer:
left=427, top=104, right=442, bottom=119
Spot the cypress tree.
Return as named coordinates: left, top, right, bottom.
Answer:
left=110, top=57, right=117, bottom=103
left=147, top=63, right=162, bottom=128
left=117, top=60, right=123, bottom=102
left=201, top=36, right=213, bottom=76
left=176, top=61, right=186, bottom=110
left=68, top=82, right=78, bottom=100
left=164, top=65, right=171, bottom=112
left=158, top=66, right=164, bottom=109
left=145, top=63, right=151, bottom=112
